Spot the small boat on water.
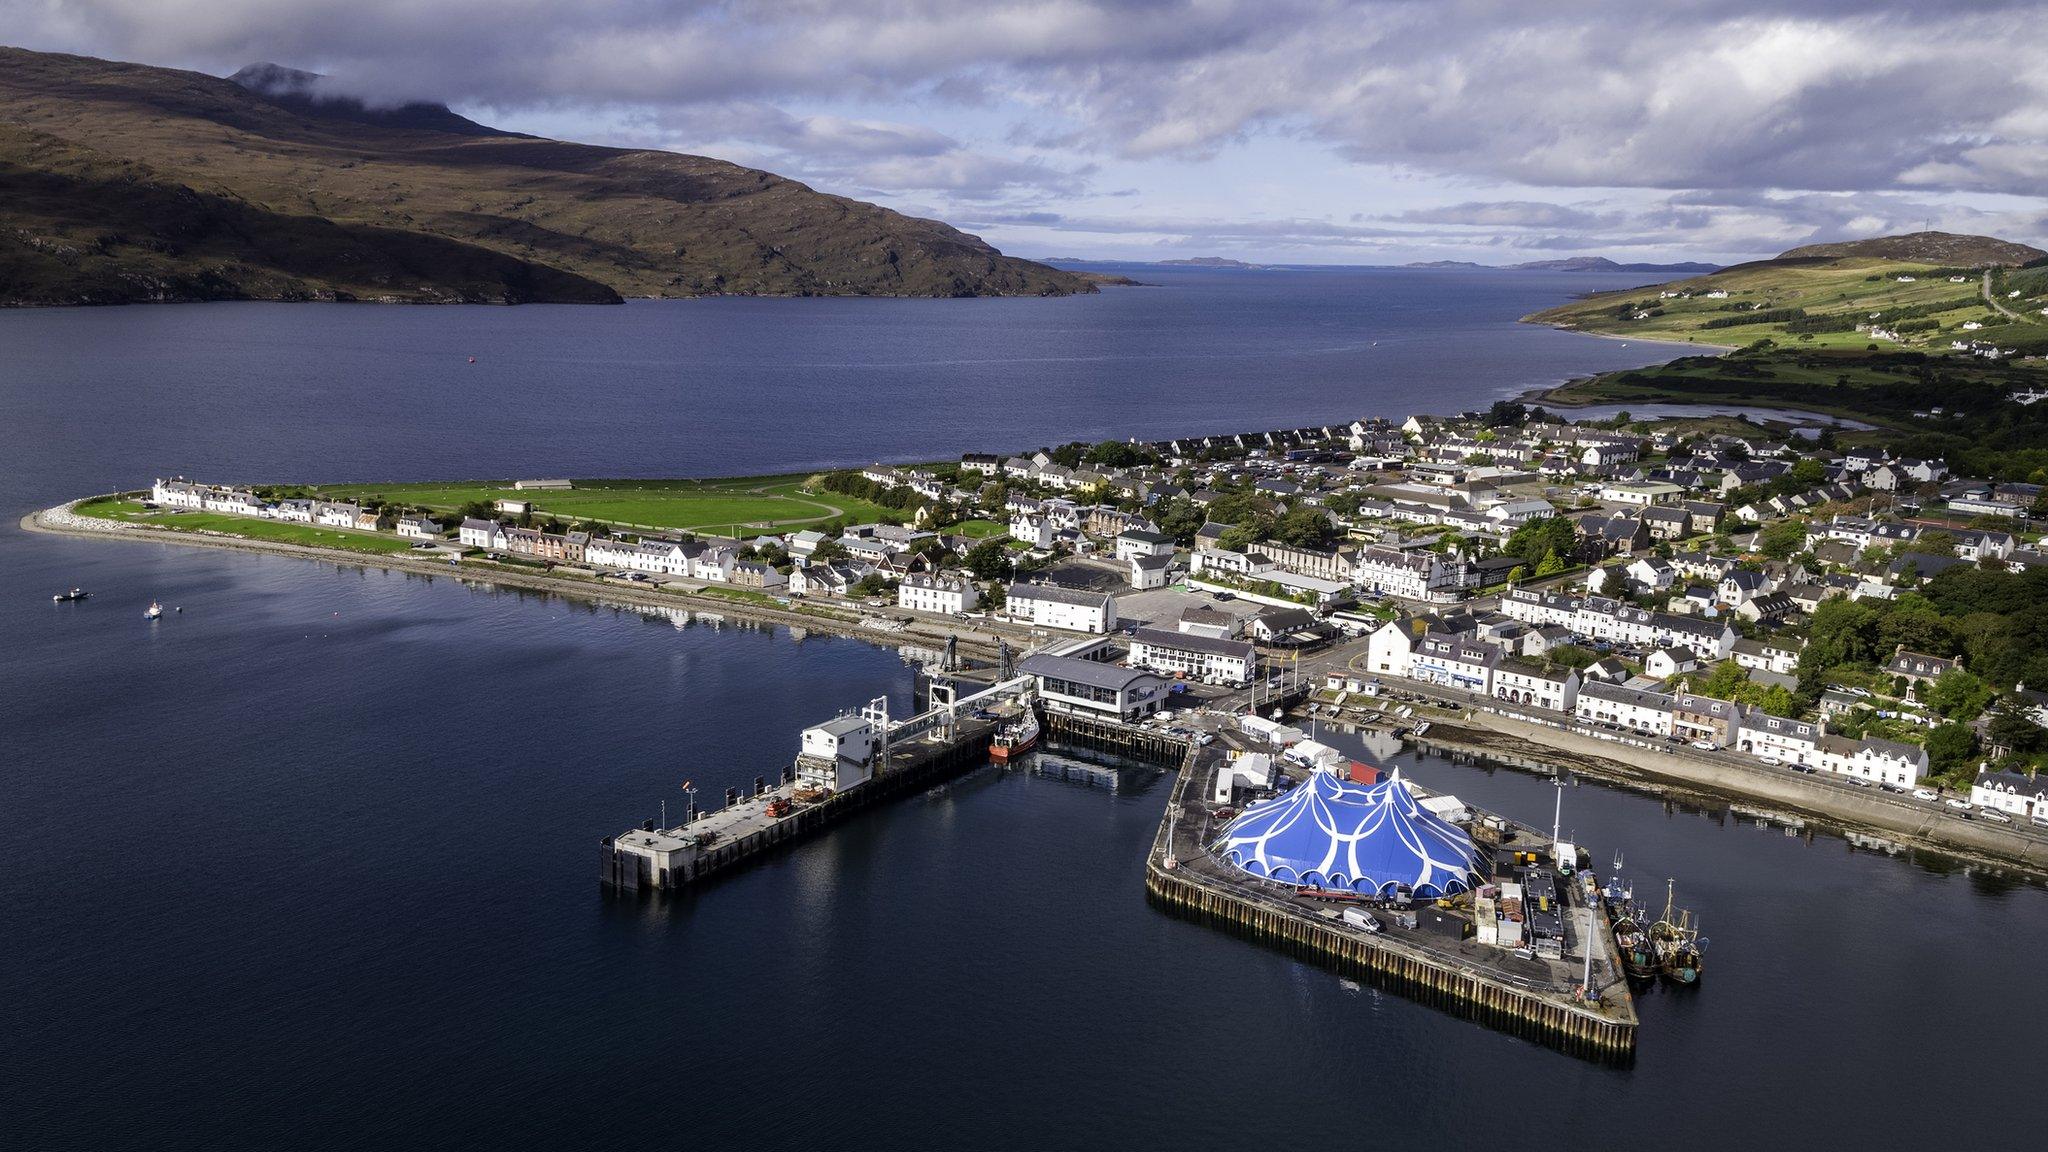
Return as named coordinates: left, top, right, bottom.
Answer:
left=52, top=588, right=89, bottom=602
left=1650, top=879, right=1706, bottom=985
left=988, top=710, right=1040, bottom=764
left=143, top=600, right=164, bottom=621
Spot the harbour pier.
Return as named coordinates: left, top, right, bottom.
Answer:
left=1145, top=743, right=1640, bottom=1062
left=601, top=676, right=1035, bottom=891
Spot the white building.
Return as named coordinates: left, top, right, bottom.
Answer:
left=1818, top=735, right=1925, bottom=789
left=1114, top=530, right=1176, bottom=562
left=1492, top=661, right=1580, bottom=713
left=1129, top=552, right=1175, bottom=590
left=459, top=517, right=502, bottom=550
left=1575, top=682, right=1674, bottom=737
left=1006, top=584, right=1117, bottom=634
left=314, top=502, right=361, bottom=529
left=1128, top=627, right=1257, bottom=687
left=584, top=537, right=670, bottom=574
left=1972, top=767, right=2048, bottom=821
left=395, top=516, right=441, bottom=540
left=1354, top=546, right=1458, bottom=601
left=1409, top=632, right=1500, bottom=694
left=898, top=573, right=980, bottom=615
left=150, top=479, right=207, bottom=509
left=1365, top=619, right=1418, bottom=679
left=795, top=713, right=881, bottom=793
left=1737, top=709, right=1820, bottom=766
left=1010, top=513, right=1054, bottom=549
left=1018, top=652, right=1166, bottom=721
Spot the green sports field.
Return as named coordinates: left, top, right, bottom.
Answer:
left=312, top=475, right=893, bottom=536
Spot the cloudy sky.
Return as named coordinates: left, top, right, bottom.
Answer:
left=10, top=0, right=2048, bottom=264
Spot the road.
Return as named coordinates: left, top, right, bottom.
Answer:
left=1982, top=269, right=2039, bottom=324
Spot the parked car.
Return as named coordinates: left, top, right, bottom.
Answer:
left=1912, top=788, right=1939, bottom=801
left=1978, top=808, right=2013, bottom=825
left=1690, top=739, right=1719, bottom=752
left=1758, top=754, right=1783, bottom=766
left=1944, top=798, right=1972, bottom=811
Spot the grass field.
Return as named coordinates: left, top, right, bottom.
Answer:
left=1529, top=256, right=2048, bottom=355
left=314, top=475, right=894, bottom=536
left=953, top=518, right=1007, bottom=538
left=76, top=499, right=416, bottom=554
left=1544, top=347, right=2048, bottom=427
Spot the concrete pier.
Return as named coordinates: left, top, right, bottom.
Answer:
left=1145, top=744, right=1639, bottom=1062
left=602, top=681, right=1032, bottom=892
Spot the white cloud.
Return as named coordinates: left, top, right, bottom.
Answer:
left=7, top=0, right=2046, bottom=258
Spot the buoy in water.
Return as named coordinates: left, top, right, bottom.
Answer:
left=467, top=356, right=477, bottom=364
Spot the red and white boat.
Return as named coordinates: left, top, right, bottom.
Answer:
left=989, top=711, right=1040, bottom=764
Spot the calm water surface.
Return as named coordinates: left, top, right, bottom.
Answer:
left=1, top=270, right=2038, bottom=1149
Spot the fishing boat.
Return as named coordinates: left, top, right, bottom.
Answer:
left=52, top=587, right=90, bottom=603
left=988, top=710, right=1040, bottom=764
left=1601, top=865, right=1659, bottom=979
left=143, top=600, right=164, bottom=621
left=1650, top=879, right=1706, bottom=985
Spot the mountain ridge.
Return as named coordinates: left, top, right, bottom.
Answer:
left=0, top=47, right=1090, bottom=305
left=1776, top=231, right=2045, bottom=267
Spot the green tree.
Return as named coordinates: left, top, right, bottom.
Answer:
left=1154, top=497, right=1205, bottom=544
left=1506, top=516, right=1577, bottom=568
left=1271, top=507, right=1336, bottom=549
left=964, top=539, right=1015, bottom=581
left=1924, top=667, right=1994, bottom=720
left=1924, top=722, right=1977, bottom=772
left=1757, top=519, right=1806, bottom=560
left=1534, top=549, right=1566, bottom=577
left=1987, top=698, right=2046, bottom=754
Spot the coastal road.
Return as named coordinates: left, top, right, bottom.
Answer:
left=1335, top=668, right=2048, bottom=859
left=1982, top=269, right=2040, bottom=324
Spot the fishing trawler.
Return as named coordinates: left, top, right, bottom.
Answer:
left=1602, top=863, right=1660, bottom=980
left=988, top=710, right=1040, bottom=764
left=52, top=587, right=90, bottom=603
left=143, top=600, right=164, bottom=621
left=1650, top=879, right=1705, bottom=985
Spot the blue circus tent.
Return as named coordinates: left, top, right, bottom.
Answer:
left=1214, top=769, right=1480, bottom=898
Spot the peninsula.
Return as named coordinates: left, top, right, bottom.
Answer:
left=33, top=393, right=2048, bottom=879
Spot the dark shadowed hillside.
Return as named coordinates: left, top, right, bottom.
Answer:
left=0, top=47, right=1091, bottom=305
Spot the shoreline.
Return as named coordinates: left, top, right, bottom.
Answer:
left=1403, top=708, right=2048, bottom=881
left=38, top=492, right=2048, bottom=881
left=1519, top=317, right=1741, bottom=356
left=23, top=499, right=1016, bottom=661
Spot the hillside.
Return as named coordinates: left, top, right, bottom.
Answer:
left=1778, top=231, right=2045, bottom=266
left=1526, top=233, right=2048, bottom=358
left=0, top=48, right=1091, bottom=305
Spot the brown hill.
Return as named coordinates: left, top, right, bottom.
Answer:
left=0, top=47, right=1091, bottom=305
left=1777, top=231, right=2045, bottom=267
